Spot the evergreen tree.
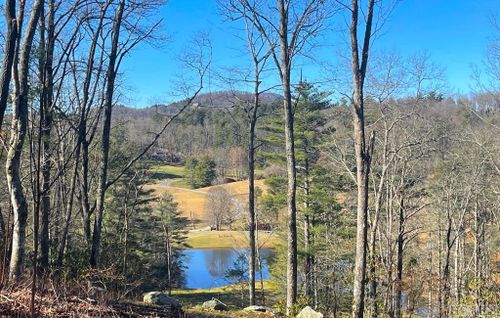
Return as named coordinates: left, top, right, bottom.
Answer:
left=186, top=155, right=216, bottom=188
left=194, top=156, right=216, bottom=187
left=156, top=193, right=189, bottom=294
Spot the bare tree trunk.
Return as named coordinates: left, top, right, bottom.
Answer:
left=453, top=235, right=460, bottom=303
left=56, top=152, right=79, bottom=267
left=437, top=208, right=443, bottom=318
left=394, top=196, right=404, bottom=318
left=303, top=156, right=313, bottom=299
left=40, top=0, right=56, bottom=271
left=90, top=0, right=125, bottom=267
left=349, top=1, right=376, bottom=316
left=7, top=0, right=44, bottom=283
left=0, top=208, right=4, bottom=254
left=0, top=0, right=18, bottom=130
left=81, top=141, right=92, bottom=245
left=283, top=64, right=298, bottom=314
left=248, top=116, right=257, bottom=305
left=225, top=1, right=324, bottom=312
left=440, top=210, right=452, bottom=318
left=473, top=202, right=482, bottom=316
left=163, top=226, right=172, bottom=295
left=277, top=2, right=298, bottom=311
left=76, top=2, right=109, bottom=250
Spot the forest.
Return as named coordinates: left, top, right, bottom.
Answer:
left=0, top=0, right=498, bottom=317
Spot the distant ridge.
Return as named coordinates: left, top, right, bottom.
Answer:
left=114, top=91, right=282, bottom=120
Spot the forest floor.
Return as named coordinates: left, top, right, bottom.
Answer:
left=173, top=281, right=280, bottom=318
left=0, top=281, right=280, bottom=318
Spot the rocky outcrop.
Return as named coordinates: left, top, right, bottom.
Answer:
left=296, top=306, right=323, bottom=318
left=202, top=298, right=228, bottom=311
left=143, top=291, right=181, bottom=309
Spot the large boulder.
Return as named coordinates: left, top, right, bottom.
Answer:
left=202, top=298, right=228, bottom=311
left=296, top=306, right=323, bottom=318
left=143, top=291, right=181, bottom=309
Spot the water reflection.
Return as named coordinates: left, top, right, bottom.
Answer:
left=205, top=249, right=234, bottom=277
left=182, top=248, right=274, bottom=289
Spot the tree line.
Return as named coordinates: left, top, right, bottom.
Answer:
left=0, top=1, right=498, bottom=318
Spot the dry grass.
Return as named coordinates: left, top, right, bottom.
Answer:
left=144, top=179, right=267, bottom=225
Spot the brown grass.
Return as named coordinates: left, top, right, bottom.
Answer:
left=144, top=180, right=267, bottom=224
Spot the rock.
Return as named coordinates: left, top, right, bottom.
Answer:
left=202, top=298, right=228, bottom=311
left=143, top=291, right=181, bottom=309
left=296, top=306, right=323, bottom=318
left=243, top=305, right=269, bottom=312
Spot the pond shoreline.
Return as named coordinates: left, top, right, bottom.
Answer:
left=181, top=248, right=274, bottom=289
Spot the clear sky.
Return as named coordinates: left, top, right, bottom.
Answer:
left=120, top=0, right=499, bottom=108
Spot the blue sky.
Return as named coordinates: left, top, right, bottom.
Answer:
left=120, top=0, right=499, bottom=107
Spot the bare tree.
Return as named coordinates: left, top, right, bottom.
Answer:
left=205, top=187, right=235, bottom=231
left=347, top=0, right=376, bottom=316
left=218, top=0, right=275, bottom=304
left=6, top=0, right=44, bottom=283
left=221, top=0, right=327, bottom=311
left=0, top=0, right=18, bottom=131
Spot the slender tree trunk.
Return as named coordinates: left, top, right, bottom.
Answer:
left=385, top=185, right=394, bottom=317
left=90, top=0, right=125, bottom=267
left=394, top=196, right=404, bottom=318
left=0, top=208, right=4, bottom=253
left=247, top=61, right=262, bottom=305
left=473, top=202, right=482, bottom=316
left=277, top=1, right=297, bottom=312
left=351, top=112, right=374, bottom=318
left=81, top=140, right=92, bottom=245
left=164, top=228, right=172, bottom=295
left=440, top=209, right=452, bottom=318
left=77, top=1, right=109, bottom=251
left=56, top=153, right=79, bottom=267
left=122, top=204, right=129, bottom=274
left=453, top=235, right=460, bottom=303
left=40, top=0, right=55, bottom=271
left=248, top=119, right=256, bottom=305
left=349, top=1, right=375, bottom=316
left=437, top=208, right=443, bottom=318
left=368, top=127, right=389, bottom=318
left=6, top=72, right=29, bottom=283
left=7, top=0, right=44, bottom=282
left=283, top=69, right=298, bottom=314
left=303, top=156, right=313, bottom=299
left=0, top=0, right=18, bottom=130
left=426, top=231, right=433, bottom=318
left=368, top=249, right=377, bottom=318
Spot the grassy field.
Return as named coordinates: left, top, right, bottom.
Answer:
left=170, top=178, right=190, bottom=188
left=144, top=164, right=278, bottom=249
left=149, top=164, right=186, bottom=180
left=186, top=230, right=278, bottom=249
left=145, top=164, right=267, bottom=225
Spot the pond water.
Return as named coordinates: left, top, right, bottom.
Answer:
left=182, top=248, right=274, bottom=289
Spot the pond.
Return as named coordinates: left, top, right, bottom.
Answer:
left=182, top=248, right=274, bottom=289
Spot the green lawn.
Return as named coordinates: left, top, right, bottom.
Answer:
left=186, top=231, right=278, bottom=249
left=170, top=178, right=191, bottom=188
left=149, top=164, right=186, bottom=180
